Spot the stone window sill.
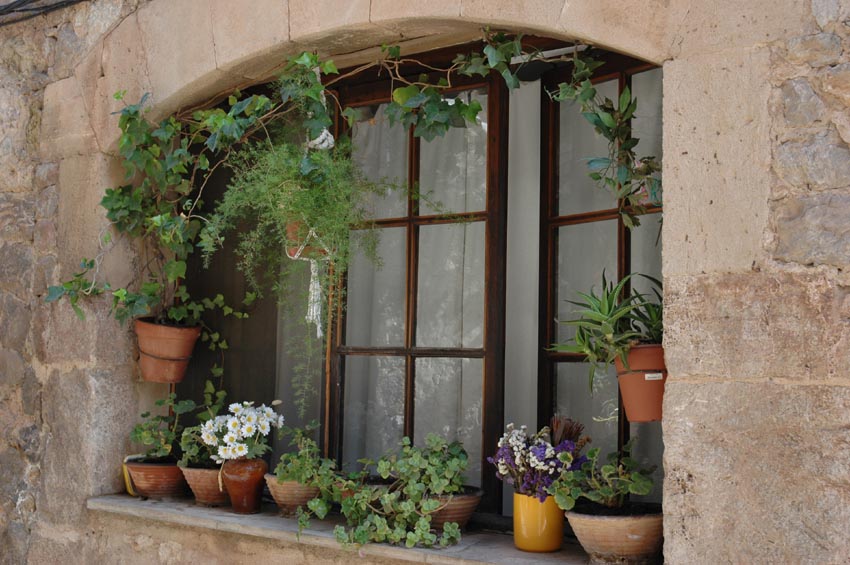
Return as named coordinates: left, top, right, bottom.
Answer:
left=87, top=495, right=587, bottom=564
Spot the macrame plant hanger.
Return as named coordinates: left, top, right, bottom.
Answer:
left=286, top=67, right=335, bottom=338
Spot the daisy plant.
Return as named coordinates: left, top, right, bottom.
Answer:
left=200, top=400, right=285, bottom=462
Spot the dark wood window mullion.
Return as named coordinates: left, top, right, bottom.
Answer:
left=480, top=75, right=509, bottom=514
left=403, top=129, right=420, bottom=440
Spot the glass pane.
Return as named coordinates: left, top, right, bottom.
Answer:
left=351, top=104, right=408, bottom=219
left=632, top=421, right=664, bottom=504
left=342, top=356, right=405, bottom=471
left=558, top=80, right=618, bottom=216
left=416, top=222, right=485, bottom=348
left=631, top=69, right=663, bottom=172
left=556, top=362, right=618, bottom=460
left=414, top=358, right=482, bottom=487
left=345, top=227, right=406, bottom=346
left=419, top=89, right=488, bottom=215
left=556, top=220, right=618, bottom=343
left=631, top=212, right=662, bottom=296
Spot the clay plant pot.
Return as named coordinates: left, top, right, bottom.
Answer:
left=265, top=474, right=320, bottom=516
left=429, top=488, right=483, bottom=532
left=614, top=344, right=667, bottom=423
left=125, top=461, right=188, bottom=500
left=181, top=466, right=229, bottom=507
left=513, top=493, right=564, bottom=552
left=285, top=221, right=326, bottom=260
left=134, top=318, right=201, bottom=384
left=566, top=510, right=663, bottom=564
left=221, top=458, right=268, bottom=514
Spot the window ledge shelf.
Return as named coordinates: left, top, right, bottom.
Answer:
left=87, top=495, right=587, bottom=565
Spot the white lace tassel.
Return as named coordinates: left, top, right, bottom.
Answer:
left=306, top=259, right=323, bottom=338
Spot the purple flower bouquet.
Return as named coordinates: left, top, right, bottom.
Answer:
left=487, top=423, right=587, bottom=502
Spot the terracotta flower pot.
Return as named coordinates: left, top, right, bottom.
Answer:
left=285, top=221, right=326, bottom=259
left=265, top=474, right=320, bottom=516
left=125, top=461, right=188, bottom=499
left=566, top=510, right=663, bottom=564
left=513, top=493, right=564, bottom=552
left=430, top=488, right=483, bottom=532
left=221, top=458, right=268, bottom=514
left=614, top=344, right=667, bottom=422
left=134, top=318, right=201, bottom=384
left=181, top=466, right=229, bottom=507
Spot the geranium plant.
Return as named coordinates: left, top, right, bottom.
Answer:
left=178, top=380, right=228, bottom=468
left=487, top=423, right=588, bottom=501
left=200, top=400, right=285, bottom=462
left=130, top=393, right=197, bottom=460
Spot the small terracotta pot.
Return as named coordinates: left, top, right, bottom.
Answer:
left=614, top=344, right=667, bottom=422
left=430, top=489, right=483, bottom=531
left=265, top=474, right=320, bottom=516
left=181, top=466, right=229, bottom=507
left=285, top=221, right=326, bottom=259
left=566, top=511, right=663, bottom=564
left=125, top=461, right=188, bottom=499
left=221, top=458, right=268, bottom=514
left=513, top=493, right=564, bottom=552
left=134, top=318, right=201, bottom=384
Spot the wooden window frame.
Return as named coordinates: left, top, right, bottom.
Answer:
left=324, top=71, right=509, bottom=514
left=536, top=57, right=662, bottom=452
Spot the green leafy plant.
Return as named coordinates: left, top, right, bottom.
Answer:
left=548, top=439, right=654, bottom=511
left=130, top=393, right=197, bottom=460
left=178, top=380, right=228, bottom=468
left=552, top=273, right=662, bottom=390
left=331, top=434, right=468, bottom=549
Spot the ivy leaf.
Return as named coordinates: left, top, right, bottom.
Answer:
left=391, top=85, right=420, bottom=107
left=320, top=60, right=338, bottom=75
left=164, top=260, right=187, bottom=282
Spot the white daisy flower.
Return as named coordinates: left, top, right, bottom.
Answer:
left=243, top=412, right=257, bottom=425
left=226, top=417, right=240, bottom=432
left=234, top=443, right=248, bottom=457
left=241, top=423, right=256, bottom=438
left=223, top=432, right=238, bottom=445
left=258, top=420, right=271, bottom=435
left=229, top=403, right=243, bottom=415
left=201, top=431, right=217, bottom=446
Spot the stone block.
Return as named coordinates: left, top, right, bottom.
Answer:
left=34, top=163, right=59, bottom=190
left=664, top=272, right=849, bottom=382
left=289, top=0, right=371, bottom=41
left=779, top=78, right=827, bottom=127
left=784, top=32, right=842, bottom=67
left=39, top=76, right=98, bottom=161
left=210, top=0, right=290, bottom=79
left=817, top=62, right=850, bottom=105
left=0, top=348, right=26, bottom=388
left=0, top=193, right=36, bottom=244
left=662, top=48, right=772, bottom=275
left=811, top=0, right=841, bottom=28
left=0, top=84, right=36, bottom=194
left=773, top=191, right=850, bottom=269
left=663, top=381, right=850, bottom=563
left=774, top=130, right=850, bottom=190
left=0, top=243, right=34, bottom=300
left=0, top=293, right=30, bottom=352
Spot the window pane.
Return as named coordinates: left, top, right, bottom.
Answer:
left=556, top=220, right=618, bottom=343
left=631, top=68, right=663, bottom=170
left=345, top=227, right=406, bottom=346
left=414, top=358, right=482, bottom=487
left=342, top=356, right=405, bottom=471
left=558, top=80, right=618, bottom=216
left=556, top=362, right=618, bottom=460
left=630, top=212, right=662, bottom=296
left=416, top=222, right=485, bottom=348
left=351, top=104, right=408, bottom=219
left=419, top=89, right=488, bottom=215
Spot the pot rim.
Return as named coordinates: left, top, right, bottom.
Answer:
left=134, top=317, right=202, bottom=331
left=566, top=510, right=663, bottom=521
left=125, top=460, right=180, bottom=467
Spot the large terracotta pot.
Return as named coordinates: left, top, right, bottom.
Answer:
left=134, top=318, right=201, bottom=384
left=265, top=474, right=320, bottom=516
left=513, top=493, right=564, bottom=552
left=221, top=458, right=268, bottom=514
left=125, top=461, right=187, bottom=499
left=614, top=344, right=667, bottom=422
left=566, top=510, right=663, bottom=564
left=181, top=466, right=228, bottom=507
left=430, top=488, right=483, bottom=532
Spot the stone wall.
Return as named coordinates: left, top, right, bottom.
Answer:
left=0, top=0, right=848, bottom=564
left=661, top=0, right=850, bottom=562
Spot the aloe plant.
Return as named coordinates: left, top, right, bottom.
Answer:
left=553, top=273, right=662, bottom=390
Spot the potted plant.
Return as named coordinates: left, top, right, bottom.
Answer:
left=267, top=422, right=337, bottom=516
left=553, top=273, right=666, bottom=422
left=549, top=440, right=661, bottom=564
left=488, top=421, right=588, bottom=552
left=125, top=393, right=197, bottom=499
left=178, top=380, right=230, bottom=506
left=200, top=400, right=284, bottom=514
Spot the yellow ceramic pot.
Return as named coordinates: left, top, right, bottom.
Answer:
left=513, top=492, right=564, bottom=552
